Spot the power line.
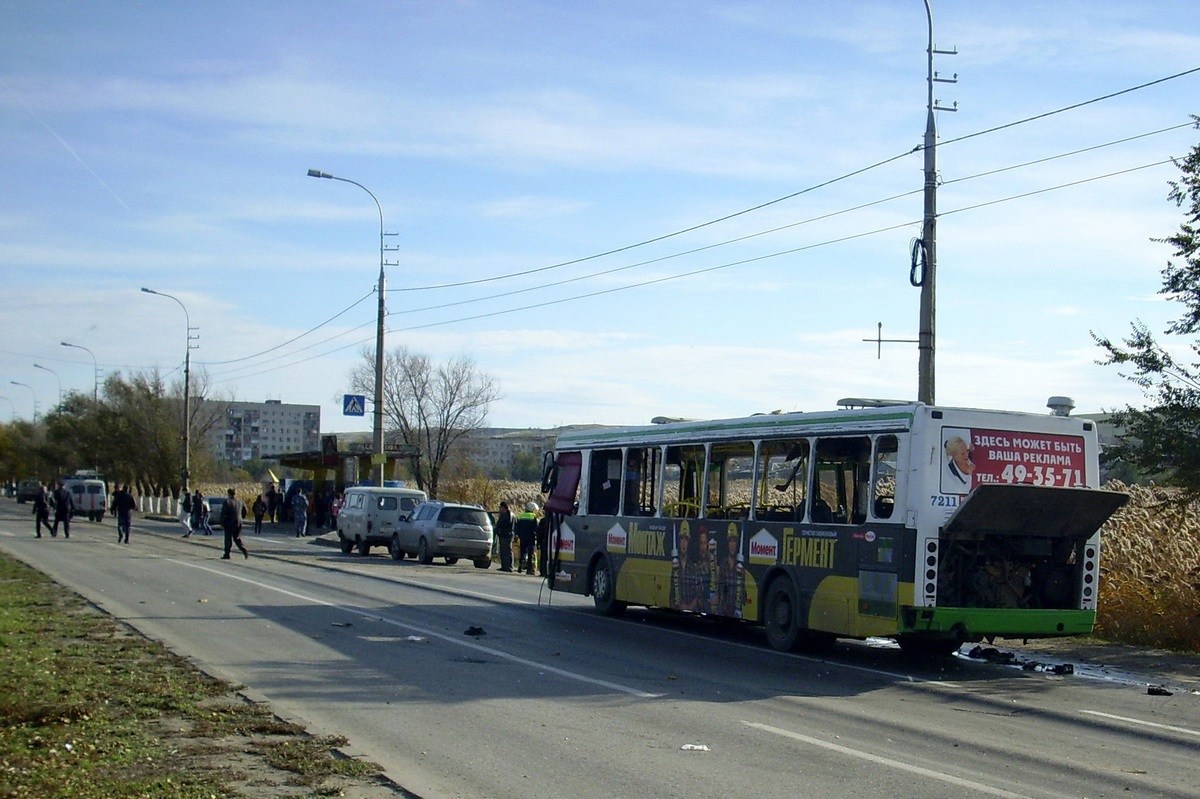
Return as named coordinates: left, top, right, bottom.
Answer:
left=198, top=288, right=375, bottom=367
left=388, top=123, right=1190, bottom=320
left=387, top=158, right=1177, bottom=334
left=210, top=153, right=1182, bottom=385
left=387, top=69, right=1200, bottom=295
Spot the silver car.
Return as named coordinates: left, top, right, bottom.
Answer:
left=390, top=501, right=493, bottom=568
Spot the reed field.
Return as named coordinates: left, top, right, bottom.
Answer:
left=1094, top=482, right=1200, bottom=652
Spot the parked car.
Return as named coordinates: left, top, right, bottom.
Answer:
left=337, top=486, right=427, bottom=556
left=15, top=479, right=42, bottom=503
left=205, top=496, right=227, bottom=528
left=390, top=501, right=493, bottom=568
left=63, top=475, right=108, bottom=521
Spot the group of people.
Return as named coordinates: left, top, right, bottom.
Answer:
left=25, top=482, right=559, bottom=577
left=493, top=500, right=552, bottom=576
left=180, top=489, right=215, bottom=537
left=30, top=481, right=74, bottom=539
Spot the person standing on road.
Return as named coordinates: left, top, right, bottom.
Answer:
left=32, top=482, right=53, bottom=538
left=494, top=501, right=514, bottom=572
left=193, top=490, right=215, bottom=536
left=219, top=488, right=249, bottom=559
left=189, top=489, right=203, bottom=536
left=292, top=488, right=308, bottom=537
left=515, top=502, right=539, bottom=575
left=50, top=481, right=73, bottom=539
left=180, top=490, right=194, bottom=537
left=112, top=484, right=136, bottom=543
left=266, top=483, right=280, bottom=523
left=536, top=511, right=552, bottom=577
left=251, top=493, right=267, bottom=534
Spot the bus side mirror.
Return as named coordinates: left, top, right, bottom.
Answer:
left=541, top=451, right=556, bottom=494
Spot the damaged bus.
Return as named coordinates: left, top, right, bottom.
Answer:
left=539, top=399, right=1128, bottom=656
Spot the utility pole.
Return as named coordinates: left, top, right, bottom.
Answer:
left=916, top=0, right=956, bottom=405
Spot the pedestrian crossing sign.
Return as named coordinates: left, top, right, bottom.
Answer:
left=342, top=394, right=366, bottom=416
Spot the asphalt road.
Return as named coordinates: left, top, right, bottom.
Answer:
left=1, top=498, right=1197, bottom=799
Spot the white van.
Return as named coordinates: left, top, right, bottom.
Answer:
left=62, top=475, right=109, bottom=522
left=336, top=486, right=427, bottom=556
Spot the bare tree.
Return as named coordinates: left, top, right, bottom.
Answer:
left=351, top=346, right=500, bottom=498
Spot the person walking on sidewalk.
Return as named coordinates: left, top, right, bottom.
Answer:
left=219, top=488, right=249, bottom=559
left=32, top=482, right=53, bottom=538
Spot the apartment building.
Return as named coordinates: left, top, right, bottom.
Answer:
left=208, top=399, right=321, bottom=465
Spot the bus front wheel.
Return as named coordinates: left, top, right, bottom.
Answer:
left=764, top=578, right=803, bottom=651
left=591, top=556, right=626, bottom=617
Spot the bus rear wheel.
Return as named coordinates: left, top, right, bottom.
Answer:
left=591, top=555, right=626, bottom=617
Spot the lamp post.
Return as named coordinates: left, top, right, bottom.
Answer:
left=141, top=288, right=196, bottom=493
left=60, top=341, right=98, bottom=400
left=9, top=381, right=38, bottom=422
left=33, top=363, right=63, bottom=404
left=307, top=168, right=393, bottom=486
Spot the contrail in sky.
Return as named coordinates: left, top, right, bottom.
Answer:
left=3, top=78, right=133, bottom=213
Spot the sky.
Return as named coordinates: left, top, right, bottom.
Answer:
left=1, top=1, right=1198, bottom=434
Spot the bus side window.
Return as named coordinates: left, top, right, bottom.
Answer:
left=873, top=435, right=898, bottom=520
left=759, top=439, right=808, bottom=521
left=588, top=449, right=622, bottom=516
left=663, top=445, right=703, bottom=518
left=707, top=441, right=754, bottom=519
left=812, top=436, right=872, bottom=524
left=623, top=447, right=658, bottom=516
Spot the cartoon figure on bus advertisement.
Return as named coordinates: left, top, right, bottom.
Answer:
left=717, top=523, right=746, bottom=618
left=669, top=521, right=703, bottom=612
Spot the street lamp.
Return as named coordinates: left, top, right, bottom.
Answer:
left=307, top=168, right=395, bottom=486
left=60, top=341, right=98, bottom=400
left=141, top=287, right=196, bottom=493
left=33, top=363, right=63, bottom=404
left=9, top=381, right=38, bottom=422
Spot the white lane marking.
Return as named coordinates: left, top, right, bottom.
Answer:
left=170, top=558, right=662, bottom=699
left=1081, top=710, right=1200, bottom=737
left=743, top=721, right=1036, bottom=799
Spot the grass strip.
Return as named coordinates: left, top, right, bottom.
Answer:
left=0, top=552, right=385, bottom=798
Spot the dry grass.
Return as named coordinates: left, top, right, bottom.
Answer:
left=1095, top=481, right=1200, bottom=651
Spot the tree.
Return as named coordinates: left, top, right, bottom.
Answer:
left=1095, top=117, right=1200, bottom=497
left=350, top=346, right=501, bottom=498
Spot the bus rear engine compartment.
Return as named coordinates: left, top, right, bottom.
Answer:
left=935, top=483, right=1128, bottom=611
left=937, top=533, right=1081, bottom=609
